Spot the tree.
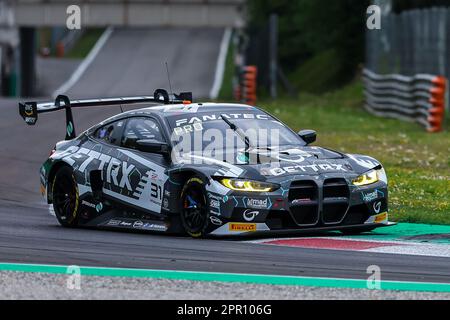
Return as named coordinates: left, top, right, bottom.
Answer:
left=247, top=0, right=370, bottom=92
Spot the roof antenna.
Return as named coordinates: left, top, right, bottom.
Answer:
left=165, top=62, right=174, bottom=101
left=119, top=105, right=124, bottom=113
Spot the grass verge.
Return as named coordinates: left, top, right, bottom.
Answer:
left=65, top=28, right=105, bottom=59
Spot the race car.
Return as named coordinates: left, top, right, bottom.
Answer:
left=19, top=89, right=395, bottom=238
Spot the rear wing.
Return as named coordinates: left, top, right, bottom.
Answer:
left=19, top=89, right=192, bottom=140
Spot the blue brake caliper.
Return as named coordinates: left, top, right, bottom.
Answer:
left=186, top=195, right=198, bottom=209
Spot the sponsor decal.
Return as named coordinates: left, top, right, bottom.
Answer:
left=348, top=154, right=378, bottom=170
left=291, top=198, right=312, bottom=205
left=60, top=147, right=136, bottom=191
left=95, top=202, right=103, bottom=212
left=270, top=164, right=346, bottom=176
left=236, top=153, right=249, bottom=164
left=24, top=104, right=34, bottom=116
left=163, top=198, right=169, bottom=209
left=133, top=220, right=144, bottom=229
left=82, top=200, right=103, bottom=213
left=243, top=209, right=260, bottom=222
left=210, top=198, right=220, bottom=209
left=208, top=194, right=222, bottom=216
left=82, top=200, right=96, bottom=209
left=106, top=219, right=121, bottom=226
left=210, top=216, right=223, bottom=226
left=67, top=122, right=74, bottom=137
left=276, top=149, right=313, bottom=163
left=142, top=223, right=167, bottom=232
left=119, top=221, right=132, bottom=227
left=229, top=223, right=257, bottom=232
left=362, top=189, right=384, bottom=202
left=25, top=117, right=36, bottom=125
left=374, top=212, right=387, bottom=223
left=245, top=197, right=271, bottom=209
left=373, top=201, right=382, bottom=214
left=175, top=113, right=269, bottom=128
left=173, top=122, right=204, bottom=136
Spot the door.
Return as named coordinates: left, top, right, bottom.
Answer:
left=102, top=116, right=170, bottom=215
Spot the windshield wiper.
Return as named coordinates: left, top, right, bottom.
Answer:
left=220, top=114, right=252, bottom=151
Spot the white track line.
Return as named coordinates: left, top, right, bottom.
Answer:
left=52, top=27, right=114, bottom=98
left=209, top=28, right=232, bottom=100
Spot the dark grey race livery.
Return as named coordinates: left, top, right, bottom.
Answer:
left=19, top=90, right=395, bottom=238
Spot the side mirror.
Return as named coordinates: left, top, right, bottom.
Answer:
left=136, top=139, right=171, bottom=156
left=298, top=130, right=317, bottom=145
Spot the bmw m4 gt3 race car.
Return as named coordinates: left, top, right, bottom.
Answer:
left=19, top=89, right=395, bottom=238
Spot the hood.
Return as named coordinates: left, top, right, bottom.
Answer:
left=178, top=146, right=382, bottom=179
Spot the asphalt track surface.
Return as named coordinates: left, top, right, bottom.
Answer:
left=66, top=27, right=224, bottom=99
left=0, top=28, right=449, bottom=286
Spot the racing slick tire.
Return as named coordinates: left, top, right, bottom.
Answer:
left=52, top=166, right=80, bottom=228
left=180, top=177, right=211, bottom=238
left=340, top=227, right=376, bottom=235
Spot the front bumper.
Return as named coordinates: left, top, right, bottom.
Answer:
left=206, top=176, right=390, bottom=236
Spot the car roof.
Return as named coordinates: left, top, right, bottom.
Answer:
left=90, top=103, right=266, bottom=132
left=138, top=102, right=262, bottom=116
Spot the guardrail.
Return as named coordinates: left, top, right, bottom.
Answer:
left=363, top=69, right=447, bottom=132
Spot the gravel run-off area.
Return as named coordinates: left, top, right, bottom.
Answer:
left=0, top=271, right=449, bottom=300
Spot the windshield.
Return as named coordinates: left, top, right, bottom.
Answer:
left=166, top=112, right=305, bottom=154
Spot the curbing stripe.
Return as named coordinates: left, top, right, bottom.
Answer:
left=0, top=262, right=450, bottom=293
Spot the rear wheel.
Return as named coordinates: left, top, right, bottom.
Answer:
left=180, top=177, right=210, bottom=238
left=52, top=166, right=80, bottom=227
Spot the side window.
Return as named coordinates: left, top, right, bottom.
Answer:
left=121, top=118, right=164, bottom=149
left=94, top=120, right=125, bottom=146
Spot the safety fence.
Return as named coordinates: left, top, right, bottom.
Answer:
left=363, top=69, right=447, bottom=132
left=234, top=65, right=258, bottom=106
left=365, top=7, right=450, bottom=85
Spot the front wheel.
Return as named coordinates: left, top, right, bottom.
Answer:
left=52, top=166, right=80, bottom=227
left=180, top=177, right=211, bottom=238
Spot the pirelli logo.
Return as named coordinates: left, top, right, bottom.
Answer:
left=229, top=223, right=257, bottom=232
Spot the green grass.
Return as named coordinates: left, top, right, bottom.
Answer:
left=288, top=49, right=343, bottom=93
left=65, top=28, right=105, bottom=59
left=256, top=83, right=450, bottom=225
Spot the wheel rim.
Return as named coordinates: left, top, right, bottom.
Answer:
left=53, top=174, right=77, bottom=221
left=182, top=185, right=207, bottom=233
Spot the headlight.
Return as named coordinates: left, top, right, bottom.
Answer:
left=218, top=178, right=279, bottom=192
left=352, top=169, right=379, bottom=186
